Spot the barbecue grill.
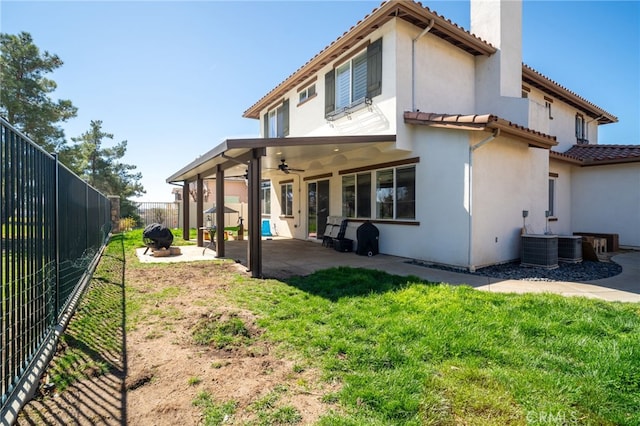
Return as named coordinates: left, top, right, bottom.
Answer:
left=143, top=223, right=174, bottom=254
left=356, top=221, right=379, bottom=256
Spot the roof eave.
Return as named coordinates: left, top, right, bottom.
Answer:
left=486, top=119, right=557, bottom=149
left=581, top=157, right=640, bottom=166
left=522, top=65, right=618, bottom=125
left=550, top=149, right=640, bottom=167
left=403, top=111, right=557, bottom=150
left=166, top=140, right=233, bottom=184
left=166, top=134, right=397, bottom=183
left=549, top=151, right=583, bottom=165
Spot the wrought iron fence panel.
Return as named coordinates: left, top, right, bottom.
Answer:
left=134, top=201, right=180, bottom=228
left=1, top=117, right=111, bottom=415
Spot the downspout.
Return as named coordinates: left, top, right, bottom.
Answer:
left=586, top=114, right=604, bottom=143
left=412, top=19, right=435, bottom=112
left=467, top=129, right=500, bottom=271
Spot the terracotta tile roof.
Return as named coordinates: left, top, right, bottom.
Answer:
left=522, top=65, right=617, bottom=124
left=404, top=112, right=493, bottom=128
left=562, top=144, right=640, bottom=165
left=403, top=112, right=557, bottom=149
left=548, top=150, right=583, bottom=165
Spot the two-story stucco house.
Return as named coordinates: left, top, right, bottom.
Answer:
left=167, top=0, right=639, bottom=277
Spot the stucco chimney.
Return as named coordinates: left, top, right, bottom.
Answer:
left=471, top=0, right=524, bottom=117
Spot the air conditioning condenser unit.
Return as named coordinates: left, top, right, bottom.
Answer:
left=521, top=235, right=558, bottom=269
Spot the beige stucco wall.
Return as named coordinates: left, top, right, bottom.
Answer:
left=471, top=135, right=549, bottom=268
left=571, top=163, right=640, bottom=248
left=548, top=160, right=574, bottom=236
left=524, top=86, right=599, bottom=151
left=406, top=127, right=472, bottom=267
left=396, top=19, right=477, bottom=116
left=471, top=0, right=522, bottom=100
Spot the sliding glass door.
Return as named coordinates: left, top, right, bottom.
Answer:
left=307, top=180, right=329, bottom=240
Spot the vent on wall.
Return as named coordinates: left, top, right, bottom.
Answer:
left=558, top=236, right=583, bottom=263
left=521, top=235, right=558, bottom=269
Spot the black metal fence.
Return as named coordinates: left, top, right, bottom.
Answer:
left=134, top=201, right=180, bottom=229
left=1, top=117, right=111, bottom=416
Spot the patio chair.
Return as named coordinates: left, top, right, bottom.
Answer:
left=322, top=223, right=337, bottom=247
left=332, top=219, right=353, bottom=252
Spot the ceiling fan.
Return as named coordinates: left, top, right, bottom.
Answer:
left=277, top=159, right=304, bottom=174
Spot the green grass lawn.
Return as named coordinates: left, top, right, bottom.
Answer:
left=227, top=268, right=640, bottom=425
left=52, top=231, right=640, bottom=425
left=47, top=233, right=126, bottom=391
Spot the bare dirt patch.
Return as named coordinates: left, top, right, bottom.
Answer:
left=18, top=260, right=336, bottom=425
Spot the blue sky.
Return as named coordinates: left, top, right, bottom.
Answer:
left=2, top=1, right=638, bottom=201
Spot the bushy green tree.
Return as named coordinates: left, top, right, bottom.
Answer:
left=0, top=32, right=77, bottom=152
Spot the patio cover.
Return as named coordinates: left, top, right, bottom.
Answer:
left=166, top=134, right=396, bottom=277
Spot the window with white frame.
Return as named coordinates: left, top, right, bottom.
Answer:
left=342, top=175, right=355, bottom=217
left=545, top=100, right=553, bottom=120
left=376, top=166, right=416, bottom=220
left=298, top=84, right=316, bottom=105
left=261, top=181, right=271, bottom=215
left=548, top=176, right=556, bottom=218
left=325, top=38, right=382, bottom=118
left=395, top=166, right=416, bottom=219
left=335, top=53, right=367, bottom=110
left=376, top=169, right=394, bottom=219
left=575, top=114, right=587, bottom=143
left=357, top=173, right=372, bottom=218
left=341, top=172, right=372, bottom=218
left=263, top=100, right=289, bottom=138
left=341, top=165, right=415, bottom=220
left=280, top=182, right=293, bottom=216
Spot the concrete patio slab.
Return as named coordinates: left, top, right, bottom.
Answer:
left=134, top=238, right=640, bottom=303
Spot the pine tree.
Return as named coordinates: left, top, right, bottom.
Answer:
left=0, top=32, right=77, bottom=152
left=61, top=120, right=145, bottom=201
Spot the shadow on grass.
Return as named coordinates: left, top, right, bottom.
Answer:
left=282, top=266, right=434, bottom=301
left=17, top=234, right=128, bottom=426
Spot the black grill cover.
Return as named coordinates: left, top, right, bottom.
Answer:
left=143, top=223, right=174, bottom=249
left=356, top=221, right=379, bottom=256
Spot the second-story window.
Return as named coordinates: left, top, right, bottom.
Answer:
left=263, top=99, right=289, bottom=138
left=575, top=114, right=587, bottom=144
left=544, top=96, right=554, bottom=120
left=298, top=84, right=316, bottom=105
left=325, top=38, right=382, bottom=118
left=335, top=53, right=367, bottom=110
